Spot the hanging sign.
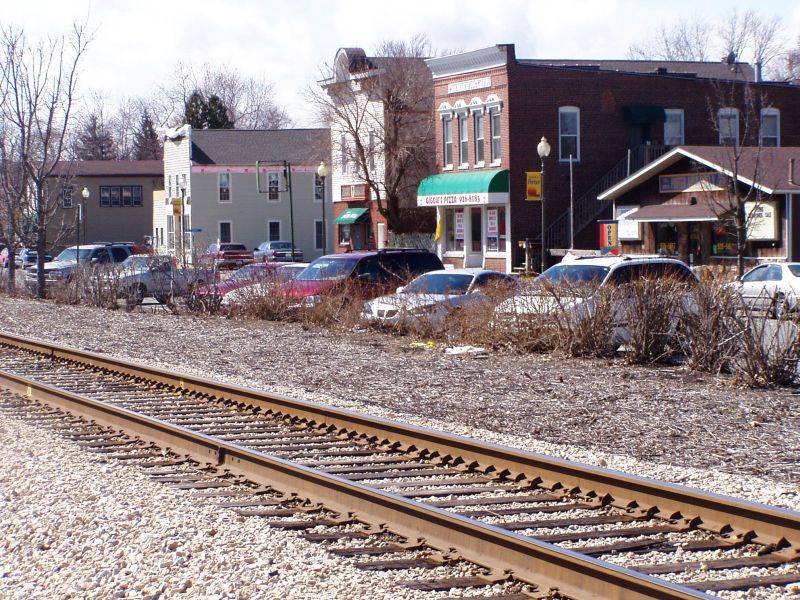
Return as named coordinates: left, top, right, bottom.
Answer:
left=526, top=172, right=542, bottom=201
left=172, top=197, right=182, bottom=216
left=455, top=211, right=465, bottom=240
left=599, top=220, right=620, bottom=255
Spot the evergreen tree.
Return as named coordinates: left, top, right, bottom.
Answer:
left=184, top=91, right=234, bottom=129
left=184, top=91, right=206, bottom=129
left=75, top=114, right=116, bottom=160
left=132, top=110, right=162, bottom=160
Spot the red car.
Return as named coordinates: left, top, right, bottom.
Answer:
left=195, top=262, right=289, bottom=307
left=200, top=243, right=255, bottom=269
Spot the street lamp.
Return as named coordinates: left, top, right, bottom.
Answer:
left=537, top=137, right=551, bottom=274
left=179, top=180, right=186, bottom=266
left=317, top=161, right=328, bottom=255
left=78, top=186, right=89, bottom=255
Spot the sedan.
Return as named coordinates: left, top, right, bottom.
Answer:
left=254, top=241, right=303, bottom=262
left=362, top=269, right=519, bottom=328
left=220, top=263, right=310, bottom=311
left=730, top=262, right=800, bottom=318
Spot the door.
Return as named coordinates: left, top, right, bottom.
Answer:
left=629, top=124, right=649, bottom=148
left=467, top=207, right=483, bottom=268
left=739, top=265, right=768, bottom=309
left=353, top=225, right=363, bottom=250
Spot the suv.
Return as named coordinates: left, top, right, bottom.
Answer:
left=282, top=248, right=444, bottom=306
left=25, top=243, right=134, bottom=284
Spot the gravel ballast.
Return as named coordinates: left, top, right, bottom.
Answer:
left=2, top=296, right=800, bottom=599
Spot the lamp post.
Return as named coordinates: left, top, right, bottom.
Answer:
left=79, top=186, right=89, bottom=255
left=317, top=161, right=328, bottom=255
left=537, top=137, right=551, bottom=274
left=179, top=181, right=186, bottom=266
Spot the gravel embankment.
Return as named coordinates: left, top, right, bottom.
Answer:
left=2, top=296, right=800, bottom=599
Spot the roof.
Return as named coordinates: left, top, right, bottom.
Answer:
left=623, top=203, right=723, bottom=222
left=52, top=161, right=164, bottom=177
left=598, top=146, right=800, bottom=200
left=518, top=60, right=756, bottom=82
left=190, top=129, right=330, bottom=166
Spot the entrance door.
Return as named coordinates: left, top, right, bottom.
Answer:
left=467, top=207, right=483, bottom=267
left=353, top=225, right=363, bottom=250
left=629, top=124, right=649, bottom=148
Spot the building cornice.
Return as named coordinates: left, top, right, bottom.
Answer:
left=426, top=46, right=508, bottom=79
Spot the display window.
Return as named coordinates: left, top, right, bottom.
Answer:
left=445, top=208, right=465, bottom=252
left=486, top=206, right=507, bottom=252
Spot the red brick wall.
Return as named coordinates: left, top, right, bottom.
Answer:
left=332, top=200, right=389, bottom=254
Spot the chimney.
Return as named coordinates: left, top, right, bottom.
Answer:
left=791, top=158, right=796, bottom=186
left=755, top=60, right=763, bottom=83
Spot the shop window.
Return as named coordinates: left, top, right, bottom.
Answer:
left=490, top=109, right=501, bottom=163
left=559, top=107, right=580, bottom=161
left=365, top=222, right=374, bottom=247
left=761, top=109, right=779, bottom=147
left=443, top=117, right=453, bottom=167
left=458, top=116, right=468, bottom=167
left=664, top=109, right=684, bottom=146
left=445, top=208, right=464, bottom=252
left=655, top=223, right=678, bottom=256
left=219, top=173, right=231, bottom=202
left=474, top=112, right=484, bottom=164
left=219, top=222, right=232, bottom=244
left=486, top=206, right=506, bottom=252
left=339, top=224, right=351, bottom=245
left=718, top=108, right=739, bottom=146
left=712, top=220, right=737, bottom=256
left=268, top=221, right=281, bottom=242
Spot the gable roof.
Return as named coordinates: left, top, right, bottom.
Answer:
left=518, top=59, right=756, bottom=82
left=52, top=160, right=164, bottom=177
left=190, top=129, right=330, bottom=167
left=598, top=146, right=800, bottom=200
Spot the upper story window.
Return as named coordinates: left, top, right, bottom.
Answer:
left=443, top=117, right=453, bottom=168
left=474, top=112, right=485, bottom=165
left=167, top=175, right=172, bottom=199
left=664, top=109, right=684, bottom=146
left=99, top=186, right=143, bottom=207
left=368, top=131, right=376, bottom=171
left=718, top=108, right=739, bottom=146
left=62, top=186, right=74, bottom=209
left=761, top=109, right=780, bottom=147
left=340, top=134, right=347, bottom=175
left=490, top=109, right=501, bottom=163
left=314, top=174, right=324, bottom=202
left=458, top=116, right=469, bottom=167
left=559, top=107, right=580, bottom=161
left=219, top=172, right=231, bottom=202
left=267, top=172, right=280, bottom=202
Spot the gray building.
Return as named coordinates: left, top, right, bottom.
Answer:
left=159, top=126, right=331, bottom=262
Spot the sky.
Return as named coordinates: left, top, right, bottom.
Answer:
left=3, top=0, right=800, bottom=126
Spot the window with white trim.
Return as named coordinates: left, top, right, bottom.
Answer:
left=340, top=134, right=347, bottom=174
left=474, top=112, right=485, bottom=164
left=490, top=109, right=501, bottom=163
left=458, top=115, right=468, bottom=167
left=368, top=131, right=376, bottom=171
left=219, top=222, right=232, bottom=244
left=315, top=220, right=326, bottom=250
left=443, top=117, right=453, bottom=167
left=167, top=175, right=172, bottom=199
left=339, top=224, right=351, bottom=244
left=718, top=108, right=739, bottom=146
left=268, top=173, right=280, bottom=202
left=268, top=221, right=281, bottom=242
left=62, top=186, right=74, bottom=209
left=219, top=172, right=231, bottom=202
left=664, top=109, right=684, bottom=146
left=761, top=109, right=779, bottom=147
left=559, top=107, right=580, bottom=161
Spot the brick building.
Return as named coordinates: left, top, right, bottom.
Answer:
left=420, top=44, right=800, bottom=273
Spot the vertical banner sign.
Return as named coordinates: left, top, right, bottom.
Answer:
left=599, top=220, right=620, bottom=255
left=455, top=211, right=465, bottom=240
left=172, top=197, right=182, bottom=216
left=487, top=209, right=498, bottom=237
left=526, top=172, right=542, bottom=201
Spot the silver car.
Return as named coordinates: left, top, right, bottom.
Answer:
left=730, top=262, right=800, bottom=318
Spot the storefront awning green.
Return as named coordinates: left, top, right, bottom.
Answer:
left=417, top=170, right=510, bottom=206
left=333, top=207, right=370, bottom=224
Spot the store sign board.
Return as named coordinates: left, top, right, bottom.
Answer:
left=616, top=206, right=641, bottom=240
left=599, top=220, right=620, bottom=255
left=418, top=192, right=507, bottom=206
left=745, top=201, right=778, bottom=241
left=448, top=77, right=491, bottom=94
left=659, top=173, right=725, bottom=193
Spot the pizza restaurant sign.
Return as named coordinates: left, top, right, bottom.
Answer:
left=418, top=192, right=506, bottom=206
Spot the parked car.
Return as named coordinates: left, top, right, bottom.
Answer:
left=116, top=255, right=206, bottom=303
left=220, top=262, right=310, bottom=311
left=15, top=248, right=53, bottom=270
left=729, top=262, right=800, bottom=318
left=494, top=254, right=699, bottom=342
left=200, top=243, right=255, bottom=269
left=25, top=243, right=134, bottom=285
left=193, top=262, right=291, bottom=309
left=282, top=249, right=444, bottom=306
left=254, top=241, right=304, bottom=262
left=362, top=269, right=520, bottom=328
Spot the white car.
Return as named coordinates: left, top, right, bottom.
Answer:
left=362, top=268, right=519, bottom=328
left=494, top=254, right=699, bottom=342
left=729, top=262, right=800, bottom=318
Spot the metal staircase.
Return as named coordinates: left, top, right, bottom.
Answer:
left=543, top=145, right=670, bottom=251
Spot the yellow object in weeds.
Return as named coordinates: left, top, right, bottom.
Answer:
left=410, top=341, right=436, bottom=348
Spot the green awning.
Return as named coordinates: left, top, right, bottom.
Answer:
left=623, top=105, right=666, bottom=124
left=333, top=207, right=370, bottom=224
left=418, top=170, right=509, bottom=196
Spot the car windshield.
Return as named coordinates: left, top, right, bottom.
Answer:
left=122, top=256, right=151, bottom=269
left=404, top=273, right=474, bottom=295
left=297, top=257, right=359, bottom=282
left=535, top=264, right=610, bottom=286
left=229, top=265, right=264, bottom=281
left=54, top=248, right=92, bottom=262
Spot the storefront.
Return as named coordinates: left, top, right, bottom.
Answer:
left=333, top=207, right=374, bottom=251
left=417, top=170, right=510, bottom=272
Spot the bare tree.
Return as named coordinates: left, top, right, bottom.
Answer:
left=628, top=14, right=712, bottom=61
left=307, top=35, right=436, bottom=233
left=0, top=22, right=92, bottom=297
left=157, top=61, right=291, bottom=129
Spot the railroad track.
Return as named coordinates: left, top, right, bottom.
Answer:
left=0, top=331, right=798, bottom=600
